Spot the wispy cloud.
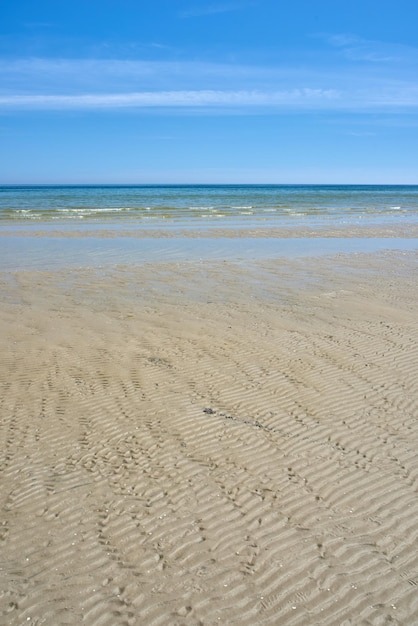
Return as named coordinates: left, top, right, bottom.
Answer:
left=0, top=88, right=340, bottom=109
left=0, top=58, right=276, bottom=93
left=1, top=85, right=418, bottom=111
left=1, top=55, right=418, bottom=113
left=324, top=33, right=418, bottom=64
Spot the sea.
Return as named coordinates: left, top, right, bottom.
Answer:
left=1, top=184, right=418, bottom=269
left=1, top=184, right=418, bottom=226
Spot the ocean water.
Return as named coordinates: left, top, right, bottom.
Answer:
left=1, top=184, right=418, bottom=229
left=1, top=185, right=418, bottom=269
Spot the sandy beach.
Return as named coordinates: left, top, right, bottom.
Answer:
left=1, top=248, right=418, bottom=625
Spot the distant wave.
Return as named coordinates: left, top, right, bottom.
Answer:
left=1, top=185, right=418, bottom=227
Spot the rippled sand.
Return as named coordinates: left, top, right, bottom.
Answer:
left=1, top=250, right=418, bottom=625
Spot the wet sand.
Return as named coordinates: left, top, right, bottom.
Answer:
left=1, top=249, right=418, bottom=625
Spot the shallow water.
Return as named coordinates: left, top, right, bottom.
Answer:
left=2, top=185, right=418, bottom=270
left=1, top=236, right=418, bottom=271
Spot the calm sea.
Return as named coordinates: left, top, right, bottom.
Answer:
left=1, top=185, right=418, bottom=269
left=1, top=184, right=418, bottom=229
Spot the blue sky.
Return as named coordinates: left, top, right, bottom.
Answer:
left=1, top=0, right=418, bottom=183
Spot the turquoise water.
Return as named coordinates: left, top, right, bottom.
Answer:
left=1, top=185, right=418, bottom=269
left=1, top=184, right=418, bottom=228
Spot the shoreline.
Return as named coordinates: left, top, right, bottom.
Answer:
left=2, top=221, right=418, bottom=238
left=1, top=224, right=418, bottom=272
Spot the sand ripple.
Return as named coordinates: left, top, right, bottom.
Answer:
left=1, top=252, right=418, bottom=625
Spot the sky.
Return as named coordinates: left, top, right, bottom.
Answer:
left=1, top=0, right=418, bottom=184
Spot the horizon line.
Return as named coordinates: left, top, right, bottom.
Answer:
left=1, top=182, right=417, bottom=186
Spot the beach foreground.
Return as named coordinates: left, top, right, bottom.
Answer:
left=1, top=251, right=418, bottom=625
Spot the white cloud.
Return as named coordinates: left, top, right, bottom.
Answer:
left=324, top=33, right=418, bottom=64
left=1, top=54, right=418, bottom=113
left=0, top=88, right=341, bottom=109
left=0, top=58, right=284, bottom=94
